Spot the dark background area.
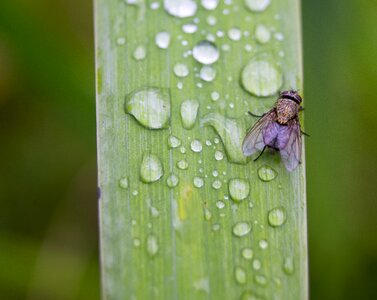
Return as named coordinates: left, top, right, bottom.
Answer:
left=0, top=0, right=376, bottom=299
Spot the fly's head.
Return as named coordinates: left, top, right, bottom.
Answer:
left=280, top=90, right=302, bottom=106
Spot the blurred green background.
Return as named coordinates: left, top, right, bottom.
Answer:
left=0, top=0, right=376, bottom=299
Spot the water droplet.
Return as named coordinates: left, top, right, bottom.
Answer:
left=216, top=200, right=225, bottom=209
left=245, top=0, right=271, bottom=12
left=254, top=274, right=267, bottom=286
left=212, top=170, right=218, bottom=177
left=177, top=82, right=183, bottom=89
left=182, top=23, right=198, bottom=34
left=125, top=87, right=171, bottom=129
left=205, top=140, right=212, bottom=146
left=241, top=59, right=283, bottom=97
left=211, top=91, right=220, bottom=101
left=240, top=291, right=260, bottom=300
left=125, top=0, right=139, bottom=5
left=168, top=135, right=181, bottom=148
left=232, top=222, right=251, bottom=237
left=214, top=150, right=224, bottom=161
left=147, top=234, right=159, bottom=256
left=155, top=31, right=171, bottom=49
left=212, top=223, right=221, bottom=231
left=132, top=190, right=138, bottom=196
left=258, top=165, right=277, bottom=182
left=201, top=113, right=247, bottom=164
left=190, top=139, right=203, bottom=152
left=242, top=248, right=254, bottom=260
left=229, top=179, right=250, bottom=202
left=167, top=174, right=179, bottom=188
left=177, top=159, right=189, bottom=170
left=206, top=15, right=217, bottom=26
left=174, top=63, right=189, bottom=77
left=283, top=257, right=294, bottom=275
left=252, top=259, right=261, bottom=270
left=234, top=266, right=247, bottom=284
left=200, top=66, right=217, bottom=82
left=228, top=27, right=242, bottom=41
left=150, top=2, right=160, bottom=9
left=140, top=153, right=164, bottom=183
left=119, top=177, right=129, bottom=189
left=268, top=207, right=286, bottom=227
left=244, top=44, right=253, bottom=52
left=204, top=208, right=212, bottom=220
left=259, top=239, right=268, bottom=250
left=133, top=45, right=146, bottom=60
left=274, top=32, right=284, bottom=41
left=255, top=24, right=271, bottom=44
left=193, top=40, right=220, bottom=65
left=214, top=137, right=220, bottom=144
left=193, top=176, right=204, bottom=188
left=212, top=180, right=222, bottom=189
left=180, top=146, right=186, bottom=154
left=164, top=0, right=197, bottom=18
left=133, top=238, right=141, bottom=247
left=116, top=37, right=126, bottom=45
left=201, top=0, right=219, bottom=10
left=180, top=100, right=199, bottom=129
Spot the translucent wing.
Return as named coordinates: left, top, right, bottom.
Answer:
left=280, top=117, right=302, bottom=171
left=242, top=110, right=276, bottom=156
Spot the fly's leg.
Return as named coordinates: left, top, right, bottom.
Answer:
left=254, top=146, right=267, bottom=162
left=300, top=130, right=310, bottom=137
left=248, top=111, right=266, bottom=118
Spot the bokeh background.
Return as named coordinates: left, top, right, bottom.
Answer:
left=0, top=0, right=376, bottom=299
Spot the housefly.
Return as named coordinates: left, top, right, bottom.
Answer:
left=242, top=90, right=307, bottom=171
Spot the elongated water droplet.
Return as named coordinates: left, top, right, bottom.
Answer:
left=268, top=207, right=286, bottom=227
left=204, top=208, right=212, bottom=220
left=125, top=87, right=171, bottom=129
left=259, top=239, right=268, bottom=249
left=133, top=45, right=146, bottom=60
left=228, top=27, right=242, bottom=41
left=241, top=59, right=283, bottom=97
left=201, top=0, right=219, bottom=10
left=233, top=222, right=251, bottom=237
left=164, top=0, right=197, bottom=18
left=200, top=66, right=217, bottom=82
left=258, top=165, right=277, bottom=182
left=242, top=248, right=254, bottom=260
left=255, top=24, right=271, bottom=44
left=168, top=135, right=181, bottom=148
left=182, top=23, right=198, bottom=34
left=253, top=259, right=261, bottom=270
left=193, top=176, right=204, bottom=188
left=155, top=31, right=171, bottom=49
left=234, top=267, right=247, bottom=284
left=147, top=234, right=159, bottom=257
left=177, top=159, right=189, bottom=170
left=167, top=174, right=179, bottom=188
left=229, top=179, right=250, bottom=202
left=193, top=40, right=220, bottom=65
left=180, top=100, right=199, bottom=129
left=245, top=0, right=271, bottom=12
left=119, top=177, right=129, bottom=189
left=201, top=113, right=247, bottom=164
left=174, top=63, right=189, bottom=77
left=140, top=153, right=164, bottom=183
left=283, top=257, right=295, bottom=275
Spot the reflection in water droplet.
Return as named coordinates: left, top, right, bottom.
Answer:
left=255, top=24, right=271, bottom=44
left=182, top=23, right=198, bottom=34
left=193, top=177, right=204, bottom=188
left=214, top=150, right=224, bottom=161
left=283, top=257, right=295, bottom=275
left=259, top=239, right=268, bottom=250
left=212, top=180, right=222, bottom=189
left=216, top=200, right=225, bottom=209
left=204, top=208, right=212, bottom=220
left=245, top=0, right=271, bottom=12
left=193, top=40, right=220, bottom=65
left=177, top=159, right=189, bottom=170
left=190, top=140, right=203, bottom=152
left=155, top=32, right=171, bottom=49
left=254, top=274, right=267, bottom=286
left=258, top=165, right=277, bottom=182
left=125, top=87, right=171, bottom=129
left=241, top=59, right=283, bottom=97
left=242, top=248, right=254, bottom=260
left=174, top=63, right=189, bottom=77
left=201, top=0, right=219, bottom=10
left=228, top=27, right=242, bottom=41
left=167, top=174, right=179, bottom=188
left=140, top=153, right=164, bottom=183
left=164, top=0, right=197, bottom=18
left=233, top=222, right=251, bottom=237
left=147, top=234, right=159, bottom=256
left=133, top=45, right=146, bottom=60
left=168, top=135, right=181, bottom=148
left=235, top=267, right=247, bottom=284
left=119, top=177, right=129, bottom=189
left=181, top=100, right=199, bottom=129
left=268, top=207, right=286, bottom=227
left=200, top=66, right=217, bottom=82
left=229, top=179, right=250, bottom=202
left=252, top=259, right=261, bottom=270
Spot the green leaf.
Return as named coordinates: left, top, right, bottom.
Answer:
left=95, top=1, right=307, bottom=299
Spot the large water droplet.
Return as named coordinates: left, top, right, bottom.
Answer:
left=200, top=66, right=217, bottom=82
left=201, top=0, right=219, bottom=10
left=193, top=40, right=220, bottom=65
left=268, top=207, right=286, bottom=227
left=164, top=0, right=197, bottom=18
left=140, top=153, right=164, bottom=183
left=133, top=45, right=146, bottom=60
left=283, top=257, right=295, bottom=275
left=234, top=267, right=247, bottom=284
left=241, top=59, right=283, bottom=97
left=201, top=113, right=247, bottom=164
left=258, top=165, right=277, bottom=182
left=174, top=63, right=189, bottom=77
left=125, top=87, right=171, bottom=129
left=155, top=32, right=171, bottom=49
left=255, top=24, right=271, bottom=44
left=177, top=159, right=189, bottom=170
left=180, top=100, right=199, bottom=129
left=245, top=0, right=271, bottom=12
left=119, top=176, right=129, bottom=189
left=147, top=234, right=159, bottom=257
left=242, top=248, right=254, bottom=260
left=168, top=135, right=181, bottom=148
left=229, top=179, right=250, bottom=202
left=232, top=222, right=251, bottom=237
left=167, top=174, right=179, bottom=188
left=193, top=176, right=204, bottom=188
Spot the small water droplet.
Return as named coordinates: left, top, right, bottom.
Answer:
left=242, top=248, right=254, bottom=260
left=190, top=139, right=203, bottom=152
left=177, top=82, right=183, bottom=89
left=201, top=0, right=219, bottom=10
left=193, top=176, right=204, bottom=188
left=259, top=239, right=268, bottom=250
left=234, top=266, right=247, bottom=284
left=180, top=146, right=186, bottom=154
left=229, top=179, right=250, bottom=202
left=133, top=238, right=141, bottom=247
left=252, top=259, right=261, bottom=270
left=255, top=24, right=271, bottom=44
left=204, top=208, right=212, bottom=220
left=205, top=140, right=212, bottom=146
left=164, top=0, right=197, bottom=18
left=241, top=59, right=283, bottom=97
left=254, top=274, right=267, bottom=286
left=211, top=91, right=220, bottom=101
left=182, top=23, right=198, bottom=34
left=213, top=137, right=220, bottom=144
left=133, top=45, right=146, bottom=60
left=244, top=44, right=253, bottom=52
left=200, top=66, right=217, bottom=82
left=245, top=0, right=271, bottom=12
left=125, top=87, right=171, bottom=129
left=283, top=257, right=295, bottom=275
left=177, top=159, right=189, bottom=170
left=216, top=200, right=225, bottom=209
left=168, top=135, right=181, bottom=148
left=212, top=223, right=221, bottom=231
left=150, top=2, right=160, bottom=10
left=180, top=100, right=199, bottom=129
left=222, top=44, right=231, bottom=51
left=228, top=27, right=242, bottom=41
left=193, top=40, right=220, bottom=65
left=212, top=180, right=222, bottom=189
left=274, top=32, right=284, bottom=41
left=212, top=170, right=219, bottom=177
left=132, top=190, right=138, bottom=196
left=206, top=15, right=217, bottom=26
left=147, top=234, right=159, bottom=256
left=140, top=153, right=164, bottom=183
left=240, top=291, right=260, bottom=300
left=232, top=222, right=251, bottom=237
left=116, top=37, right=126, bottom=45
left=119, top=177, right=129, bottom=189
left=268, top=207, right=286, bottom=227
left=155, top=32, right=171, bottom=49
left=258, top=165, right=277, bottom=182
left=174, top=63, right=189, bottom=77
left=167, top=174, right=179, bottom=188
left=214, top=150, right=224, bottom=161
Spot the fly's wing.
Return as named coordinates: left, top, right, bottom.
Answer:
left=280, top=117, right=302, bottom=171
left=242, top=110, right=276, bottom=156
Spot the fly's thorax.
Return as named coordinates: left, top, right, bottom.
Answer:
left=276, top=98, right=299, bottom=124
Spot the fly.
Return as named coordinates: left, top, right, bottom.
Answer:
left=242, top=90, right=308, bottom=171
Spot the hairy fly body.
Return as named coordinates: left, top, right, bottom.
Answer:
left=242, top=90, right=305, bottom=171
